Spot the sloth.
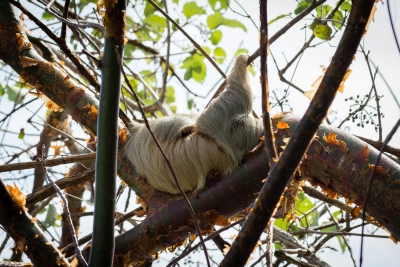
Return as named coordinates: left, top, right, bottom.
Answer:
left=124, top=54, right=263, bottom=194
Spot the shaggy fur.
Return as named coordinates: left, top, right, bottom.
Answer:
left=124, top=54, right=263, bottom=194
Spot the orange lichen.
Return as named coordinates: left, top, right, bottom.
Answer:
left=97, top=0, right=127, bottom=43
left=277, top=121, right=290, bottom=130
left=20, top=56, right=54, bottom=74
left=323, top=132, right=349, bottom=153
left=203, top=209, right=229, bottom=226
left=6, top=183, right=26, bottom=207
left=119, top=128, right=128, bottom=143
left=82, top=103, right=98, bottom=121
left=45, top=99, right=64, bottom=112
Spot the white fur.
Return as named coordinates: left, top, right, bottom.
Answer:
left=124, top=54, right=263, bottom=194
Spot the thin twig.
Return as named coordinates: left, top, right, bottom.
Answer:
left=166, top=219, right=245, bottom=267
left=369, top=59, right=400, bottom=109
left=60, top=0, right=71, bottom=40
left=45, top=0, right=104, bottom=31
left=26, top=168, right=95, bottom=207
left=360, top=118, right=400, bottom=266
left=355, top=135, right=400, bottom=158
left=159, top=0, right=171, bottom=104
left=8, top=0, right=101, bottom=91
left=325, top=204, right=356, bottom=267
left=260, top=0, right=278, bottom=166
left=0, top=153, right=95, bottom=173
left=29, top=119, right=94, bottom=152
left=61, top=206, right=144, bottom=256
left=40, top=145, right=87, bottom=266
left=115, top=47, right=211, bottom=267
left=361, top=46, right=382, bottom=141
left=146, top=0, right=225, bottom=79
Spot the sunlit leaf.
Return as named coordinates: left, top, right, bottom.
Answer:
left=42, top=12, right=55, bottom=20
left=314, top=24, right=332, bottom=40
left=268, top=14, right=290, bottom=25
left=294, top=1, right=311, bottom=15
left=339, top=0, right=351, bottom=12
left=0, top=84, right=4, bottom=96
left=332, top=10, right=344, bottom=29
left=308, top=19, right=318, bottom=30
left=247, top=65, right=256, bottom=76
left=165, top=86, right=175, bottom=104
left=187, top=98, right=194, bottom=110
left=143, top=14, right=167, bottom=29
left=210, top=30, right=223, bottom=45
left=183, top=1, right=205, bottom=19
left=214, top=47, right=226, bottom=63
left=316, top=5, right=332, bottom=19
left=181, top=55, right=207, bottom=83
left=6, top=85, right=28, bottom=104
left=235, top=48, right=248, bottom=57
left=207, top=12, right=246, bottom=32
left=202, top=46, right=211, bottom=55
left=337, top=236, right=347, bottom=253
left=208, top=0, right=229, bottom=12
left=18, top=128, right=25, bottom=139
left=44, top=204, right=59, bottom=227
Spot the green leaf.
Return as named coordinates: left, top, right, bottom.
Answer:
left=126, top=15, right=137, bottom=29
left=207, top=12, right=246, bottom=32
left=333, top=209, right=341, bottom=220
left=183, top=1, right=205, bottom=19
left=173, top=0, right=179, bottom=3
left=337, top=236, right=347, bottom=253
left=124, top=43, right=136, bottom=57
left=316, top=5, right=332, bottom=19
left=44, top=204, right=59, bottom=227
left=210, top=30, right=223, bottom=45
left=308, top=19, right=319, bottom=30
left=184, top=70, right=192, bottom=80
left=187, top=98, right=194, bottom=110
left=202, top=46, right=211, bottom=55
left=172, top=19, right=179, bottom=32
left=143, top=14, right=166, bottom=29
left=294, top=1, right=311, bottom=15
left=18, top=129, right=25, bottom=139
left=6, top=85, right=28, bottom=104
left=181, top=55, right=207, bottom=83
left=235, top=48, right=248, bottom=57
left=247, top=65, right=256, bottom=76
left=332, top=10, right=344, bottom=29
left=314, top=24, right=332, bottom=40
left=140, top=70, right=156, bottom=85
left=208, top=0, right=229, bottom=12
left=144, top=2, right=155, bottom=17
left=296, top=192, right=314, bottom=214
left=165, top=86, right=175, bottom=104
left=339, top=0, right=351, bottom=12
left=42, top=13, right=55, bottom=20
left=0, top=84, right=4, bottom=96
left=268, top=14, right=290, bottom=25
left=77, top=0, right=97, bottom=12
left=214, top=47, right=226, bottom=63
left=321, top=224, right=336, bottom=232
